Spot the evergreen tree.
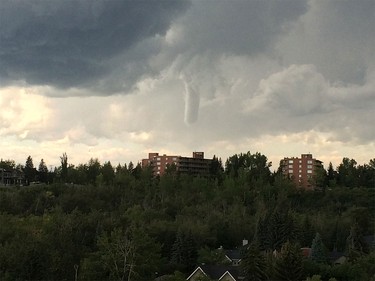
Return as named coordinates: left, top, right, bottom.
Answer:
left=60, top=153, right=68, bottom=182
left=38, top=159, right=49, bottom=183
left=346, top=223, right=368, bottom=262
left=311, top=233, right=327, bottom=263
left=24, top=155, right=36, bottom=184
left=101, top=161, right=115, bottom=186
left=241, top=242, right=268, bottom=281
left=327, top=162, right=336, bottom=187
left=274, top=241, right=303, bottom=281
left=171, top=230, right=197, bottom=272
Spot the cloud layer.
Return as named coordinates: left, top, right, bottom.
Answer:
left=0, top=0, right=374, bottom=168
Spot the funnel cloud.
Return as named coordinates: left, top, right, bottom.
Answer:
left=183, top=79, right=200, bottom=125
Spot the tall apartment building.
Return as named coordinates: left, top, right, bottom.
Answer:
left=279, top=154, right=323, bottom=190
left=142, top=152, right=212, bottom=176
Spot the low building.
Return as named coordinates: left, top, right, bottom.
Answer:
left=0, top=168, right=25, bottom=186
left=187, top=265, right=241, bottom=281
left=279, top=153, right=323, bottom=190
left=142, top=152, right=212, bottom=176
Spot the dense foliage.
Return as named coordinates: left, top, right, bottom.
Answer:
left=0, top=153, right=374, bottom=280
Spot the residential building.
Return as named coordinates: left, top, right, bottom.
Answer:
left=279, top=153, right=323, bottom=190
left=142, top=152, right=212, bottom=176
left=0, top=168, right=25, bottom=186
left=186, top=265, right=241, bottom=281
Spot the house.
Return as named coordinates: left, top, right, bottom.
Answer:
left=0, top=168, right=25, bottom=186
left=186, top=265, right=241, bottom=281
left=326, top=248, right=346, bottom=264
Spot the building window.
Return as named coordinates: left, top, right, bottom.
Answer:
left=157, top=166, right=160, bottom=170
left=307, top=165, right=312, bottom=169
left=157, top=157, right=161, bottom=161
left=299, top=160, right=302, bottom=163
left=289, top=169, right=293, bottom=173
left=157, top=162, right=161, bottom=166
left=299, top=170, right=302, bottom=173
left=289, top=165, right=293, bottom=168
left=307, top=160, right=313, bottom=164
left=299, top=174, right=302, bottom=178
left=288, top=160, right=293, bottom=164
left=307, top=170, right=312, bottom=174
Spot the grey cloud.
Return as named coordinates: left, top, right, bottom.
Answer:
left=175, top=0, right=308, bottom=56
left=277, top=0, right=375, bottom=85
left=0, top=0, right=190, bottom=90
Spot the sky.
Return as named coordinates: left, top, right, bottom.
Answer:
left=1, top=0, right=374, bottom=171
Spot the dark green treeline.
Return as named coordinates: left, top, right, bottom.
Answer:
left=0, top=152, right=374, bottom=281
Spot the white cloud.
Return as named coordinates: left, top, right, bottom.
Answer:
left=0, top=87, right=54, bottom=139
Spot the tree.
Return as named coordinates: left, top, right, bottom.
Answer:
left=337, top=158, right=358, bottom=187
left=310, top=165, right=327, bottom=190
left=274, top=241, right=303, bottom=281
left=0, top=159, right=16, bottom=170
left=225, top=151, right=271, bottom=183
left=24, top=156, right=36, bottom=184
left=346, top=223, right=368, bottom=262
left=96, top=227, right=161, bottom=281
left=38, top=159, right=49, bottom=183
left=87, top=158, right=101, bottom=185
left=60, top=153, right=68, bottom=183
left=101, top=161, right=115, bottom=186
left=197, top=246, right=228, bottom=265
left=241, top=242, right=268, bottom=281
left=311, top=233, right=328, bottom=263
left=209, top=155, right=224, bottom=181
left=327, top=162, right=337, bottom=187
left=171, top=230, right=197, bottom=272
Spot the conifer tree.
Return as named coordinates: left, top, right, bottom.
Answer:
left=346, top=223, right=368, bottom=262
left=311, top=233, right=327, bottom=263
left=241, top=242, right=268, bottom=281
left=274, top=241, right=303, bottom=281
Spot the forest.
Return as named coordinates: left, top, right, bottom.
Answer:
left=0, top=152, right=374, bottom=281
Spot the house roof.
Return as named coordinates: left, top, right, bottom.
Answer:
left=225, top=249, right=242, bottom=261
left=187, top=265, right=240, bottom=281
left=364, top=235, right=375, bottom=247
left=329, top=249, right=345, bottom=261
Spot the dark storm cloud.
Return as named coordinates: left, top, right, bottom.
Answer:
left=0, top=0, right=190, bottom=89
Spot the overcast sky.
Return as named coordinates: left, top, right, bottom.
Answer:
left=1, top=0, right=374, bottom=170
